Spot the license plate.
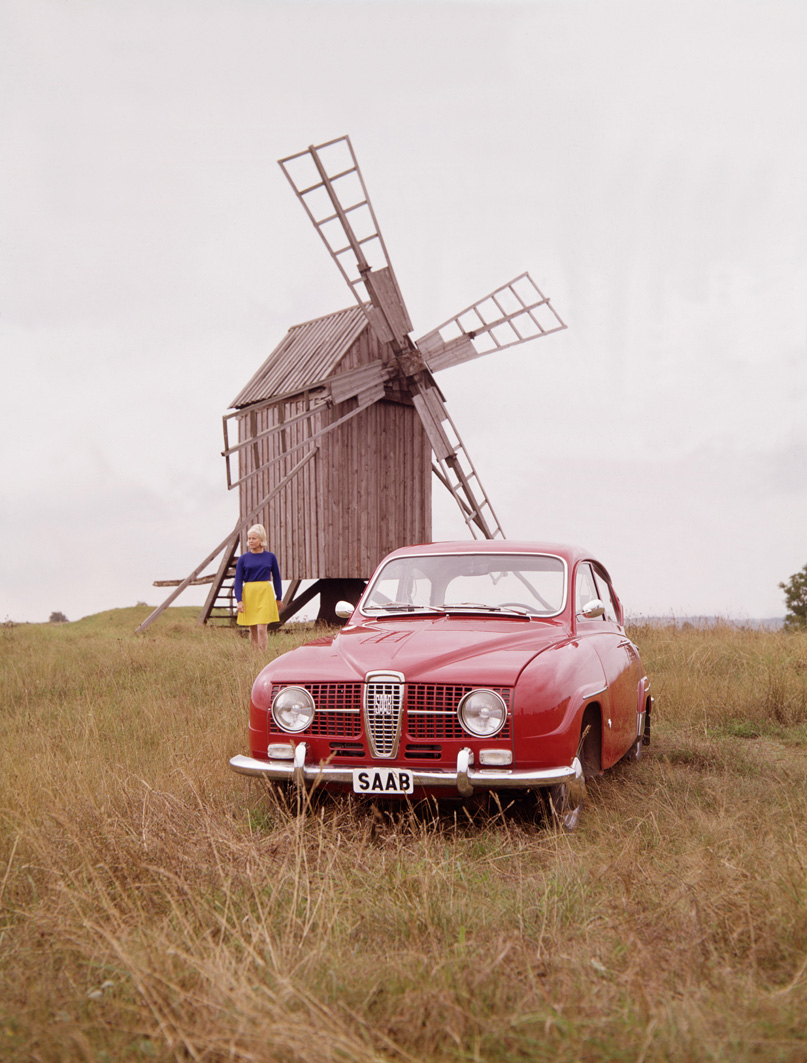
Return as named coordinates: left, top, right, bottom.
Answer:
left=352, top=767, right=414, bottom=795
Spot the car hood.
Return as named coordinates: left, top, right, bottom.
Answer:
left=265, top=616, right=571, bottom=687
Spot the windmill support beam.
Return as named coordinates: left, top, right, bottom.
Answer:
left=136, top=447, right=319, bottom=634
left=268, top=578, right=367, bottom=628
left=277, top=579, right=302, bottom=617
left=224, top=384, right=385, bottom=492
left=268, top=580, right=320, bottom=626
left=135, top=529, right=242, bottom=635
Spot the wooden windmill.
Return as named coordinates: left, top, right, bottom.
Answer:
left=136, top=136, right=565, bottom=633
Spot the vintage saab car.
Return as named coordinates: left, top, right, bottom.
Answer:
left=229, top=542, right=652, bottom=827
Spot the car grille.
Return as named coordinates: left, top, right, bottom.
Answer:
left=285, top=682, right=363, bottom=738
left=408, top=684, right=512, bottom=739
left=363, top=673, right=405, bottom=757
left=268, top=682, right=511, bottom=754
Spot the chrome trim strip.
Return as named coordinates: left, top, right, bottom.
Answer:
left=408, top=709, right=462, bottom=714
left=229, top=750, right=581, bottom=792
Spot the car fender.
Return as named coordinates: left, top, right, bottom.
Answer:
left=511, top=637, right=609, bottom=767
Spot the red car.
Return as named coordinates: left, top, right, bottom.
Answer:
left=229, top=541, right=652, bottom=827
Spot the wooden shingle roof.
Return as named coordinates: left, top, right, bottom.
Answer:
left=231, top=305, right=369, bottom=408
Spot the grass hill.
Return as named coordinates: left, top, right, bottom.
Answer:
left=1, top=611, right=806, bottom=1061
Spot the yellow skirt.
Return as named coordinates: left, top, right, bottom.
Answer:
left=238, top=581, right=279, bottom=626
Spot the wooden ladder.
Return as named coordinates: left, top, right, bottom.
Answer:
left=198, top=534, right=240, bottom=626
left=202, top=569, right=239, bottom=625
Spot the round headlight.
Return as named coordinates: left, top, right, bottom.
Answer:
left=457, top=689, right=507, bottom=738
left=271, top=686, right=316, bottom=733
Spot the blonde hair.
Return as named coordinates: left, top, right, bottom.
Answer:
left=247, top=524, right=268, bottom=546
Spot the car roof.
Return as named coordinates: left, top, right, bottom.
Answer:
left=380, top=541, right=595, bottom=566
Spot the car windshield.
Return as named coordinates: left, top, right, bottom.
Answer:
left=361, top=552, right=567, bottom=617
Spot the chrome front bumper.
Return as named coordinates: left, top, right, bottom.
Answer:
left=229, top=744, right=582, bottom=798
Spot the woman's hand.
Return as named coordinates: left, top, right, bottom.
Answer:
left=237, top=601, right=245, bottom=613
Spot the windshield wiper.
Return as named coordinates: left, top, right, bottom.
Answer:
left=363, top=602, right=446, bottom=614
left=439, top=603, right=531, bottom=616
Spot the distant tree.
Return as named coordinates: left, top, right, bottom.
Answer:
left=779, top=565, right=807, bottom=630
left=49, top=611, right=68, bottom=624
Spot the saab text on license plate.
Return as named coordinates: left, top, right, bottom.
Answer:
left=353, top=767, right=413, bottom=795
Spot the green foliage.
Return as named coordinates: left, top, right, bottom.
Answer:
left=780, top=563, right=807, bottom=630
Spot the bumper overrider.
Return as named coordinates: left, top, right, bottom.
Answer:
left=229, top=744, right=583, bottom=798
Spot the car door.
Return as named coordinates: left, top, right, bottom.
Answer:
left=575, top=562, right=641, bottom=764
left=592, top=564, right=642, bottom=756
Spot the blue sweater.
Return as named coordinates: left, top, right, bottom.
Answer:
left=234, top=550, right=282, bottom=602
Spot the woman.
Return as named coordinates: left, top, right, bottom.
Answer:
left=234, top=524, right=282, bottom=651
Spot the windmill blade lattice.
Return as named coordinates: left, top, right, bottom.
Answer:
left=278, top=136, right=412, bottom=349
left=417, top=273, right=567, bottom=374
left=416, top=395, right=505, bottom=540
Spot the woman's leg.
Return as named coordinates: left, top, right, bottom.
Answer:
left=255, top=624, right=269, bottom=652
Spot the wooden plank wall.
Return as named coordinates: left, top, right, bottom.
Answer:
left=237, top=396, right=321, bottom=576
left=320, top=397, right=431, bottom=577
left=237, top=330, right=432, bottom=581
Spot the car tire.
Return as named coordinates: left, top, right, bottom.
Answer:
left=623, top=709, right=650, bottom=764
left=623, top=734, right=643, bottom=763
left=546, top=756, right=586, bottom=830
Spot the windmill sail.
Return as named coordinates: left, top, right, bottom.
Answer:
left=277, top=136, right=567, bottom=547
left=417, top=273, right=566, bottom=373
left=417, top=395, right=504, bottom=540
left=278, top=136, right=521, bottom=542
left=278, top=136, right=412, bottom=350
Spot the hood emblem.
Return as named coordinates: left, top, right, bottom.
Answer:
left=374, top=692, right=395, bottom=715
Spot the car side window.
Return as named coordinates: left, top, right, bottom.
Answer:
left=593, top=570, right=618, bottom=622
left=575, top=563, right=600, bottom=616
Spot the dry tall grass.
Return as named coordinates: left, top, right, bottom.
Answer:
left=1, top=609, right=806, bottom=1062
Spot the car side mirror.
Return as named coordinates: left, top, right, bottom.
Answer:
left=335, top=601, right=355, bottom=620
left=580, top=598, right=605, bottom=619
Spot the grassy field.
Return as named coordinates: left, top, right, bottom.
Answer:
left=1, top=609, right=806, bottom=1062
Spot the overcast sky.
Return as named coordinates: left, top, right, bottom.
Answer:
left=2, top=0, right=805, bottom=624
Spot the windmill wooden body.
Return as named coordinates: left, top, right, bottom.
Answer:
left=136, top=136, right=565, bottom=633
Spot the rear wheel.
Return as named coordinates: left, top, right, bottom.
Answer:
left=623, top=733, right=643, bottom=763
left=623, top=708, right=650, bottom=764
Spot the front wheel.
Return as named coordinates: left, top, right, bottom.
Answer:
left=546, top=756, right=586, bottom=830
